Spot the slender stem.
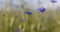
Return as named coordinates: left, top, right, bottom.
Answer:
left=24, top=14, right=32, bottom=32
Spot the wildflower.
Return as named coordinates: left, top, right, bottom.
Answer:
left=37, top=7, right=46, bottom=12
left=50, top=0, right=57, bottom=3
left=24, top=11, right=32, bottom=15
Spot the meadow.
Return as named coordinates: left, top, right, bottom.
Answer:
left=0, top=8, right=60, bottom=32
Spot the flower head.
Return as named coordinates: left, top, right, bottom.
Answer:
left=37, top=7, right=46, bottom=12
left=50, top=0, right=57, bottom=3
left=24, top=11, right=32, bottom=14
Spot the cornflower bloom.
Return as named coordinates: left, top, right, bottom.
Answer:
left=37, top=7, right=46, bottom=12
left=24, top=11, right=32, bottom=15
left=50, top=0, right=57, bottom=3
left=24, top=11, right=32, bottom=32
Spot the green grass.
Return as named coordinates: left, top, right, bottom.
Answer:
left=0, top=10, right=60, bottom=32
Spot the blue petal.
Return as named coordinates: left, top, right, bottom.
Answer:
left=24, top=11, right=32, bottom=14
left=50, top=0, right=57, bottom=3
left=37, top=7, right=46, bottom=12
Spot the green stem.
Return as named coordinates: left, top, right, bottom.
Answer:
left=24, top=14, right=32, bottom=32
left=11, top=15, right=21, bottom=32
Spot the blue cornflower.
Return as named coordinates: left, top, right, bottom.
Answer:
left=24, top=11, right=32, bottom=14
left=50, top=0, right=57, bottom=3
left=37, top=7, right=46, bottom=12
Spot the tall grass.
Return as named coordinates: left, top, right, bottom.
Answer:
left=0, top=9, right=60, bottom=32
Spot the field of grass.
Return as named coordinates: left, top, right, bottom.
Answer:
left=0, top=9, right=60, bottom=32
